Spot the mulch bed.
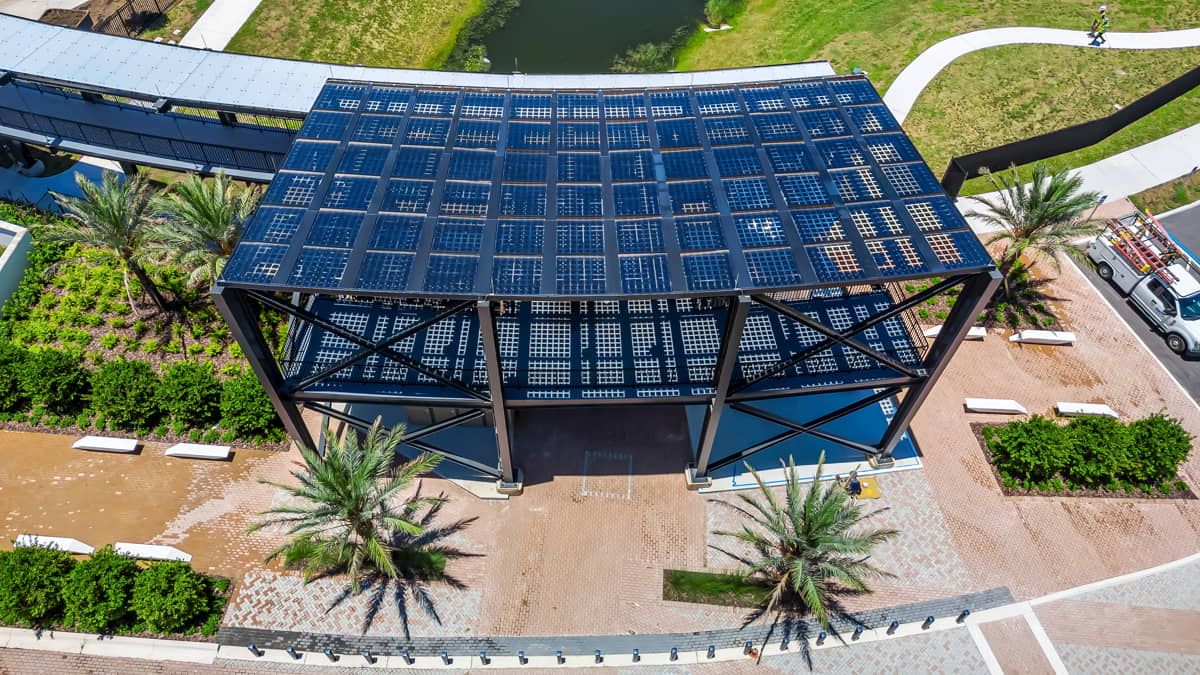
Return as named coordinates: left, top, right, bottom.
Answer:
left=970, top=422, right=1196, bottom=500
left=0, top=419, right=288, bottom=453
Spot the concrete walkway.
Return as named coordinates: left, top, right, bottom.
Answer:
left=179, top=0, right=262, bottom=50
left=885, top=25, right=1200, bottom=123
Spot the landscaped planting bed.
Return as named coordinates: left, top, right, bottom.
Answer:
left=662, top=569, right=771, bottom=608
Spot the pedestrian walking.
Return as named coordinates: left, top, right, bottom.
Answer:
left=1092, top=14, right=1111, bottom=45
left=1089, top=5, right=1108, bottom=36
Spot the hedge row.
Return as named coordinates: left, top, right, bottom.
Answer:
left=0, top=343, right=282, bottom=442
left=983, top=414, right=1193, bottom=494
left=0, top=545, right=227, bottom=635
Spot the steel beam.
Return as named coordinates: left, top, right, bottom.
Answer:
left=875, top=269, right=1002, bottom=465
left=477, top=300, right=516, bottom=484
left=213, top=285, right=314, bottom=450
left=694, top=295, right=751, bottom=477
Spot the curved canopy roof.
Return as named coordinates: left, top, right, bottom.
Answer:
left=220, top=75, right=992, bottom=300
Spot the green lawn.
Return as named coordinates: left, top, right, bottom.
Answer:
left=662, top=569, right=771, bottom=607
left=904, top=45, right=1200, bottom=184
left=225, top=0, right=487, bottom=69
left=140, top=0, right=215, bottom=42
left=1130, top=171, right=1200, bottom=214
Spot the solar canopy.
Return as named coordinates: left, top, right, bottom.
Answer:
left=221, top=76, right=991, bottom=299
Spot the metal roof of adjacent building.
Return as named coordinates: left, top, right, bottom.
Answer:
left=219, top=76, right=992, bottom=300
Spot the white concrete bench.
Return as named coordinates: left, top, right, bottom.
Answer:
left=72, top=436, right=139, bottom=453
left=164, top=443, right=231, bottom=460
left=1056, top=402, right=1119, bottom=418
left=15, top=534, right=94, bottom=555
left=1009, top=330, right=1076, bottom=345
left=923, top=325, right=987, bottom=340
left=964, top=398, right=1028, bottom=414
left=114, top=543, right=192, bottom=563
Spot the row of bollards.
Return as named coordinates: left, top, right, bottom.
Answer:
left=240, top=610, right=975, bottom=665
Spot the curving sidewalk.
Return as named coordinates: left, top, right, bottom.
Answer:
left=885, top=26, right=1200, bottom=123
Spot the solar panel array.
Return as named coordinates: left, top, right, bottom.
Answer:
left=285, top=291, right=923, bottom=401
left=222, top=76, right=992, bottom=298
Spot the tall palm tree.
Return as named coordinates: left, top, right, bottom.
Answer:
left=249, top=420, right=444, bottom=593
left=711, top=454, right=897, bottom=631
left=50, top=171, right=169, bottom=312
left=150, top=172, right=259, bottom=287
left=967, top=162, right=1101, bottom=298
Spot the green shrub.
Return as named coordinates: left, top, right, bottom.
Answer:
left=1127, top=414, right=1192, bottom=485
left=99, top=334, right=118, bottom=350
left=0, top=545, right=75, bottom=626
left=62, top=546, right=140, bottom=633
left=130, top=562, right=210, bottom=634
left=704, top=0, right=742, bottom=26
left=0, top=340, right=28, bottom=412
left=90, top=359, right=160, bottom=430
left=158, top=361, right=221, bottom=428
left=983, top=415, right=1070, bottom=484
left=1064, top=416, right=1131, bottom=488
left=20, top=347, right=88, bottom=413
left=220, top=371, right=281, bottom=440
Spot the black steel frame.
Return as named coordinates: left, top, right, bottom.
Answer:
left=214, top=265, right=998, bottom=484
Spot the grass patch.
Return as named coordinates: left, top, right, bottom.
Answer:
left=675, top=0, right=1200, bottom=91
left=1130, top=171, right=1200, bottom=215
left=903, top=44, right=1200, bottom=188
left=662, top=569, right=771, bottom=608
left=140, top=0, right=215, bottom=41
left=225, top=0, right=487, bottom=69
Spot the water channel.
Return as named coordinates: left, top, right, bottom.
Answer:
left=483, top=0, right=705, bottom=74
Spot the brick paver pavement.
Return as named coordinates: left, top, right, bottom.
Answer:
left=978, top=616, right=1054, bottom=674
left=1056, top=643, right=1200, bottom=674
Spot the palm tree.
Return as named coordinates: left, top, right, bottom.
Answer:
left=967, top=162, right=1101, bottom=298
left=250, top=420, right=473, bottom=635
left=711, top=454, right=897, bottom=631
left=150, top=172, right=259, bottom=287
left=50, top=171, right=169, bottom=312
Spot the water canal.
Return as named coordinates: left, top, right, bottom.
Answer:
left=483, top=0, right=704, bottom=74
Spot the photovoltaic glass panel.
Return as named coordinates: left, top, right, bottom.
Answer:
left=308, top=212, right=363, bottom=247
left=620, top=255, right=670, bottom=294
left=668, top=181, right=717, bottom=215
left=713, top=146, right=761, bottom=177
left=439, top=181, right=490, bottom=216
left=764, top=144, right=811, bottom=173
left=556, top=221, right=605, bottom=254
left=682, top=252, right=734, bottom=290
left=243, top=207, right=304, bottom=244
left=903, top=196, right=962, bottom=232
left=413, top=90, right=457, bottom=116
left=723, top=178, right=773, bottom=212
left=455, top=120, right=501, bottom=148
left=846, top=104, right=899, bottom=133
left=744, top=248, right=801, bottom=285
left=299, top=112, right=351, bottom=140
left=558, top=153, right=602, bottom=182
left=511, top=94, right=553, bottom=119
left=337, top=144, right=389, bottom=175
left=404, top=118, right=451, bottom=146
left=501, top=184, right=548, bottom=216
left=752, top=113, right=802, bottom=141
left=776, top=174, right=828, bottom=206
left=829, top=79, right=879, bottom=105
left=557, top=185, right=603, bottom=217
left=602, top=94, right=646, bottom=119
left=656, top=119, right=700, bottom=148
left=432, top=218, right=485, bottom=252
left=352, top=114, right=403, bottom=143
left=492, top=257, right=543, bottom=294
left=223, top=243, right=287, bottom=283
left=662, top=150, right=708, bottom=180
left=740, top=86, right=787, bottom=112
left=504, top=153, right=547, bottom=182
left=782, top=81, right=832, bottom=109
left=792, top=209, right=844, bottom=242
left=264, top=172, right=320, bottom=207
left=616, top=218, right=665, bottom=253
left=809, top=243, right=865, bottom=282
left=461, top=92, right=505, bottom=118
left=322, top=177, right=376, bottom=210
left=446, top=150, right=494, bottom=181
left=865, top=134, right=922, bottom=164
left=508, top=122, right=551, bottom=149
left=289, top=247, right=349, bottom=287
left=696, top=89, right=742, bottom=115
left=610, top=151, right=654, bottom=181
left=382, top=179, right=433, bottom=213
left=364, top=87, right=412, bottom=113
left=557, top=93, right=599, bottom=119
left=832, top=167, right=884, bottom=202
left=284, top=141, right=337, bottom=172
left=881, top=163, right=940, bottom=197
left=606, top=122, right=652, bottom=149
left=392, top=147, right=440, bottom=178
left=496, top=220, right=544, bottom=254
left=867, top=238, right=926, bottom=275
left=816, top=138, right=868, bottom=168
left=357, top=252, right=413, bottom=290
left=556, top=257, right=606, bottom=294
left=800, top=109, right=847, bottom=137
left=675, top=217, right=725, bottom=251
left=704, top=116, right=751, bottom=145
left=314, top=84, right=366, bottom=111
left=613, top=183, right=659, bottom=217
left=424, top=255, right=478, bottom=292
left=734, top=214, right=787, bottom=248
left=649, top=90, right=691, bottom=117
left=371, top=215, right=423, bottom=250
left=558, top=123, right=600, bottom=150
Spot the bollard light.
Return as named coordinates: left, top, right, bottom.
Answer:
left=780, top=636, right=790, bottom=651
left=517, top=650, right=527, bottom=665
left=887, top=620, right=899, bottom=635
left=402, top=648, right=413, bottom=665
left=285, top=646, right=300, bottom=660
left=594, top=649, right=603, bottom=664
left=816, top=631, right=827, bottom=646
left=852, top=626, right=864, bottom=641
left=440, top=651, right=450, bottom=665
left=743, top=641, right=753, bottom=655
left=632, top=648, right=640, bottom=663
left=247, top=643, right=262, bottom=657
left=957, top=609, right=971, bottom=623
left=670, top=647, right=678, bottom=661
left=707, top=644, right=716, bottom=659
left=555, top=650, right=564, bottom=665
left=480, top=650, right=489, bottom=665
left=323, top=647, right=337, bottom=662
left=361, top=649, right=374, bottom=664
left=922, top=615, right=935, bottom=630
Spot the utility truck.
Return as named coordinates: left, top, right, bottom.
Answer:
left=1086, top=211, right=1200, bottom=355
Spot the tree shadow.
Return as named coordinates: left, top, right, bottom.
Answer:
left=980, top=271, right=1071, bottom=330
left=324, top=488, right=481, bottom=638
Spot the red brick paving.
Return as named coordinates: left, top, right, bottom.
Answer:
left=979, top=616, right=1054, bottom=674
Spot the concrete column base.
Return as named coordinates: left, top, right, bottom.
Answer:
left=684, top=464, right=712, bottom=490
left=868, top=454, right=895, bottom=469
left=496, top=468, right=523, bottom=496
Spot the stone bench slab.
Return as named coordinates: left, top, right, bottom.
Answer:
left=165, top=443, right=231, bottom=460
left=15, top=534, right=94, bottom=554
left=923, top=325, right=987, bottom=340
left=964, top=398, right=1028, bottom=414
left=114, top=543, right=192, bottom=562
left=1009, top=330, right=1076, bottom=345
left=72, top=435, right=139, bottom=453
left=1056, top=402, right=1119, bottom=418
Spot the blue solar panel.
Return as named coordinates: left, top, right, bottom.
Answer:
left=557, top=185, right=603, bottom=217
left=613, top=183, right=659, bottom=217
left=696, top=89, right=742, bottom=115
left=558, top=153, right=602, bottom=182
left=308, top=212, right=363, bottom=247
left=610, top=151, right=654, bottom=181
left=508, top=122, right=551, bottom=149
left=792, top=209, right=843, bottom=242
left=649, top=90, right=692, bottom=117
left=616, top=218, right=665, bottom=253
left=559, top=123, right=601, bottom=150
left=504, top=153, right=547, bottom=182
left=264, top=172, right=320, bottom=207
left=815, top=138, right=867, bottom=168
left=753, top=113, right=802, bottom=141
left=713, top=146, right=761, bottom=177
left=337, top=144, right=389, bottom=175
left=224, top=243, right=287, bottom=283
left=455, top=120, right=501, bottom=148
left=461, top=92, right=505, bottom=118
left=284, top=141, right=337, bottom=172
left=439, top=182, right=490, bottom=216
left=867, top=238, right=926, bottom=275
left=323, top=177, right=376, bottom=210
left=662, top=151, right=708, bottom=180
left=864, top=134, right=923, bottom=164
left=357, top=251, right=413, bottom=290
left=744, top=248, right=801, bottom=285
left=846, top=104, right=899, bottom=133
left=668, top=181, right=717, bottom=215
left=620, top=255, right=670, bottom=293
left=289, top=247, right=349, bottom=287
left=764, top=144, right=811, bottom=173
left=393, top=147, right=441, bottom=178
left=675, top=217, right=726, bottom=251
left=501, top=184, right=547, bottom=216
left=832, top=167, right=883, bottom=202
left=735, top=214, right=787, bottom=248
left=781, top=81, right=831, bottom=109
left=704, top=117, right=751, bottom=145
left=511, top=94, right=553, bottom=119
left=496, top=220, right=544, bottom=254
left=776, top=174, right=828, bottom=207
left=606, top=122, right=652, bottom=149
left=243, top=207, right=304, bottom=244
left=723, top=178, right=773, bottom=212
left=740, top=86, right=788, bottom=112
left=352, top=114, right=403, bottom=143
left=382, top=179, right=433, bottom=213
left=682, top=252, right=734, bottom=290
left=424, top=255, right=478, bottom=292
left=446, top=150, right=494, bottom=181
left=829, top=79, right=880, bottom=105
left=557, top=93, right=599, bottom=119
left=556, top=257, right=606, bottom=294
left=404, top=118, right=451, bottom=146
left=603, top=94, right=646, bottom=119
left=313, top=84, right=367, bottom=111
left=800, top=110, right=847, bottom=137
left=432, top=218, right=485, bottom=252
left=656, top=119, right=700, bottom=148
left=809, top=244, right=866, bottom=282
left=492, top=257, right=542, bottom=294
left=881, top=163, right=941, bottom=196
left=370, top=215, right=423, bottom=250
left=364, top=87, right=412, bottom=114
left=299, top=112, right=352, bottom=140
left=557, top=221, right=605, bottom=254
left=413, top=90, right=457, bottom=116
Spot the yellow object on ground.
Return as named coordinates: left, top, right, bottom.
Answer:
left=854, top=477, right=881, bottom=499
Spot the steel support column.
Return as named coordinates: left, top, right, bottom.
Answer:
left=875, top=269, right=1002, bottom=466
left=477, top=300, right=517, bottom=486
left=693, top=295, right=751, bottom=479
left=213, top=285, right=314, bottom=450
